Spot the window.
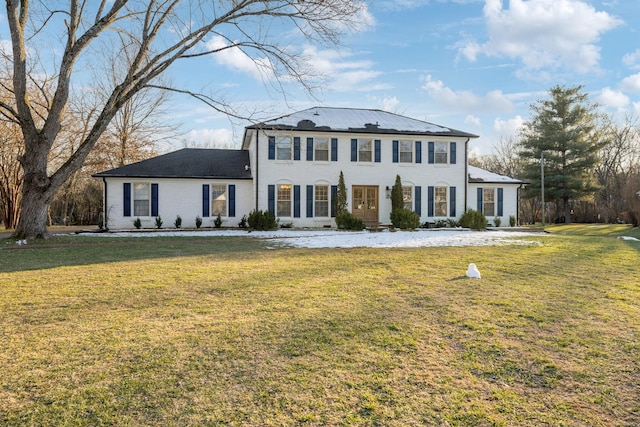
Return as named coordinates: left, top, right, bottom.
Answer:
left=435, top=142, right=448, bottom=164
left=399, top=140, right=413, bottom=163
left=133, top=183, right=150, bottom=216
left=483, top=188, right=495, bottom=216
left=277, top=184, right=292, bottom=217
left=212, top=184, right=227, bottom=216
left=276, top=136, right=292, bottom=160
left=435, top=186, right=447, bottom=216
left=402, top=186, right=413, bottom=210
left=315, top=185, right=329, bottom=217
left=358, top=139, right=373, bottom=162
left=314, top=138, right=329, bottom=161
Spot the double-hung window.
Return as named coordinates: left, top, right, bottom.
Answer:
left=277, top=184, right=292, bottom=217
left=483, top=188, right=495, bottom=217
left=403, top=186, right=413, bottom=210
left=314, top=138, right=329, bottom=161
left=434, top=142, right=448, bottom=164
left=435, top=186, right=447, bottom=216
left=399, top=140, right=413, bottom=163
left=314, top=185, right=329, bottom=217
left=133, top=183, right=150, bottom=216
left=358, top=139, right=373, bottom=162
left=212, top=184, right=227, bottom=216
left=276, top=136, right=292, bottom=160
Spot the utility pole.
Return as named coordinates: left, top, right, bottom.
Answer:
left=541, top=151, right=545, bottom=227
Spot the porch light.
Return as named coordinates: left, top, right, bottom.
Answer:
left=386, top=186, right=391, bottom=199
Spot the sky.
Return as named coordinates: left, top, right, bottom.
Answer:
left=167, top=0, right=640, bottom=156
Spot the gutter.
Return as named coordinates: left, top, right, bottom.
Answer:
left=255, top=130, right=259, bottom=210
left=102, top=177, right=108, bottom=230
left=464, top=138, right=469, bottom=214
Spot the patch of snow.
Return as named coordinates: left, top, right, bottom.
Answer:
left=89, top=228, right=543, bottom=249
left=618, top=236, right=640, bottom=241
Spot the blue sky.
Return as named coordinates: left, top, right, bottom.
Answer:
left=171, top=0, right=640, bottom=156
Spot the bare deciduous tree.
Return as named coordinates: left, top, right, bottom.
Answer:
left=2, top=0, right=367, bottom=239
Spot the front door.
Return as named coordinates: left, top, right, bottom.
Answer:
left=352, top=186, right=379, bottom=226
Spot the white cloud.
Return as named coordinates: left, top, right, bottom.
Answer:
left=460, top=0, right=622, bottom=75
left=420, top=74, right=513, bottom=113
left=205, top=36, right=275, bottom=81
left=596, top=87, right=630, bottom=109
left=301, top=45, right=384, bottom=92
left=465, top=115, right=481, bottom=126
left=493, top=115, right=524, bottom=136
left=621, top=73, right=640, bottom=93
left=379, top=96, right=401, bottom=112
left=623, top=49, right=640, bottom=69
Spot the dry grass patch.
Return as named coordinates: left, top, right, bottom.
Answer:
left=1, top=231, right=639, bottom=425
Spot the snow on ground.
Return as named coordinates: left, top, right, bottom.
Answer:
left=91, top=228, right=544, bottom=249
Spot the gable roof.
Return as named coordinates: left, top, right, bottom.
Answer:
left=245, top=107, right=478, bottom=138
left=468, top=165, right=527, bottom=185
left=93, top=148, right=252, bottom=180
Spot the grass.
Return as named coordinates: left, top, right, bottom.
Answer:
left=1, top=227, right=639, bottom=425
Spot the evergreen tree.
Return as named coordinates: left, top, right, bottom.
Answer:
left=335, top=171, right=348, bottom=216
left=391, top=174, right=404, bottom=212
left=519, top=85, right=605, bottom=223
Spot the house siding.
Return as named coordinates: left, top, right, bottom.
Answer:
left=251, top=129, right=468, bottom=228
left=104, top=178, right=252, bottom=230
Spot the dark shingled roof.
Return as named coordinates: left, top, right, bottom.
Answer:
left=93, top=149, right=252, bottom=180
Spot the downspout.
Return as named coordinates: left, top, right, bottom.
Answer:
left=102, top=177, right=108, bottom=230
left=255, top=130, right=259, bottom=210
left=464, top=138, right=469, bottom=214
left=517, top=183, right=523, bottom=226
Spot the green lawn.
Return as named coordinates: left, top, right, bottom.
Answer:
left=1, top=227, right=639, bottom=426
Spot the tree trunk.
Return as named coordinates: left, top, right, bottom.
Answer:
left=12, top=144, right=54, bottom=239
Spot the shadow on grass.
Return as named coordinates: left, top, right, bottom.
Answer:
left=0, top=235, right=281, bottom=273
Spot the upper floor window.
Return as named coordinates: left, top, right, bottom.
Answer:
left=314, top=138, right=329, bottom=161
left=434, top=142, right=448, bottom=164
left=212, top=184, right=227, bottom=216
left=276, top=136, right=292, bottom=160
left=133, top=183, right=150, bottom=216
left=358, top=139, right=373, bottom=162
left=399, top=140, right=413, bottom=163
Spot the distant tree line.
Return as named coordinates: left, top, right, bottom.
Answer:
left=471, top=85, right=640, bottom=226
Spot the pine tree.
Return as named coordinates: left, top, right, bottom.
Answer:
left=519, top=85, right=605, bottom=223
left=335, top=171, right=348, bottom=216
left=391, top=174, right=404, bottom=212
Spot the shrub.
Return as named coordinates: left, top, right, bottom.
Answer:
left=390, top=208, right=420, bottom=230
left=459, top=209, right=487, bottom=230
left=494, top=217, right=502, bottom=227
left=155, top=216, right=163, bottom=229
left=434, top=218, right=460, bottom=228
left=238, top=215, right=248, bottom=228
left=335, top=212, right=365, bottom=230
left=214, top=214, right=222, bottom=228
left=247, top=210, right=278, bottom=230
left=133, top=218, right=142, bottom=229
left=174, top=215, right=182, bottom=229
left=509, top=215, right=517, bottom=227
left=195, top=216, right=202, bottom=229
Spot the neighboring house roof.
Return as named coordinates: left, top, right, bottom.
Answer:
left=93, top=148, right=252, bottom=180
left=245, top=106, right=479, bottom=138
left=468, top=165, right=527, bottom=185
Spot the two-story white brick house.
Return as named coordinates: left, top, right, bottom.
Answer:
left=94, top=107, right=525, bottom=230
